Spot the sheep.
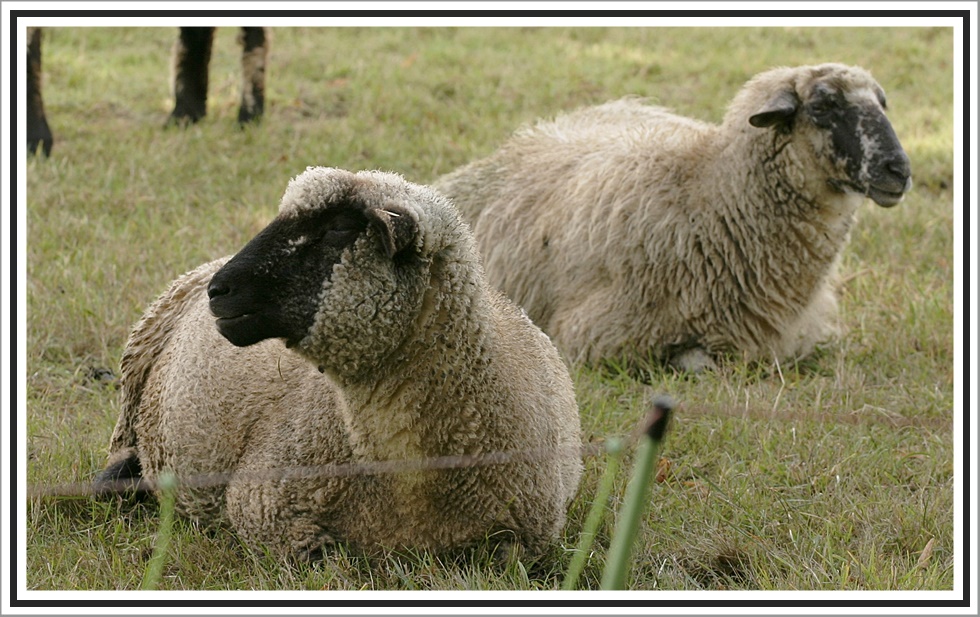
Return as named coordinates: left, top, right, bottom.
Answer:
left=94, top=167, right=584, bottom=562
left=434, top=63, right=912, bottom=372
left=26, top=27, right=268, bottom=156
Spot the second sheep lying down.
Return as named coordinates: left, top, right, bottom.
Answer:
left=435, top=63, right=913, bottom=371
left=95, top=167, right=583, bottom=561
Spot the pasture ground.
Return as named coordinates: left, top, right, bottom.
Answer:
left=23, top=25, right=957, bottom=592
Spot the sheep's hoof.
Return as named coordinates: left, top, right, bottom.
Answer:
left=27, top=131, right=53, bottom=157
left=482, top=530, right=531, bottom=571
left=668, top=348, right=717, bottom=373
left=293, top=533, right=339, bottom=564
left=92, top=448, right=149, bottom=498
left=165, top=109, right=205, bottom=128
left=490, top=539, right=523, bottom=568
left=237, top=106, right=263, bottom=126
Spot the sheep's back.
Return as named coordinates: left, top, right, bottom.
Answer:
left=436, top=99, right=716, bottom=346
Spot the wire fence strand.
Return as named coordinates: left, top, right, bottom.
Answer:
left=27, top=433, right=650, bottom=501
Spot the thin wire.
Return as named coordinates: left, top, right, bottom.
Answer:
left=27, top=435, right=643, bottom=501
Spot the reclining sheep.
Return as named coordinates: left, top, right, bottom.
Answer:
left=94, top=167, right=583, bottom=562
left=435, top=63, right=912, bottom=372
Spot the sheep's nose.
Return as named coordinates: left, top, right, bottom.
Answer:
left=887, top=156, right=911, bottom=182
left=885, top=155, right=913, bottom=193
left=207, top=280, right=230, bottom=300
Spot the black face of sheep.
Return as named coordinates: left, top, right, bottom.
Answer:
left=749, top=78, right=912, bottom=208
left=208, top=201, right=417, bottom=348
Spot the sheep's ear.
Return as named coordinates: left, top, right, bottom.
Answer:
left=367, top=203, right=418, bottom=258
left=749, top=90, right=800, bottom=129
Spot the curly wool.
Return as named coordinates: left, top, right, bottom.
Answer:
left=100, top=168, right=583, bottom=560
left=435, top=63, right=908, bottom=370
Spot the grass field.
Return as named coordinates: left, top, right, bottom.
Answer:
left=22, top=25, right=957, bottom=593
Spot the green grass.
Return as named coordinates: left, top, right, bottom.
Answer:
left=24, top=26, right=956, bottom=592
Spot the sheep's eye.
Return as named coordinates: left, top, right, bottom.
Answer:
left=330, top=220, right=362, bottom=234
left=319, top=212, right=366, bottom=245
left=324, top=228, right=359, bottom=241
left=806, top=97, right=842, bottom=127
left=809, top=99, right=836, bottom=115
left=322, top=226, right=361, bottom=244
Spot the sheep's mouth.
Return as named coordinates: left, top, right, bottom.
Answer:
left=214, top=314, right=253, bottom=340
left=214, top=313, right=274, bottom=347
left=215, top=313, right=252, bottom=327
left=829, top=178, right=909, bottom=208
left=213, top=312, right=304, bottom=349
left=868, top=183, right=910, bottom=208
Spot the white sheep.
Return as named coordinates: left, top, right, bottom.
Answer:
left=435, top=63, right=912, bottom=371
left=95, top=167, right=583, bottom=562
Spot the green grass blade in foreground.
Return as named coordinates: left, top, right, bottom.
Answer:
left=561, top=437, right=625, bottom=590
left=600, top=396, right=674, bottom=590
left=140, top=473, right=176, bottom=590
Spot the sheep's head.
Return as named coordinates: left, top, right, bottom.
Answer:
left=207, top=168, right=447, bottom=379
left=745, top=63, right=912, bottom=208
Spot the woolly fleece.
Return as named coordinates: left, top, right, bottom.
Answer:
left=435, top=63, right=911, bottom=370
left=101, top=168, right=583, bottom=560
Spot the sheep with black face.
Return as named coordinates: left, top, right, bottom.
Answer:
left=95, top=167, right=583, bottom=562
left=435, top=63, right=912, bottom=371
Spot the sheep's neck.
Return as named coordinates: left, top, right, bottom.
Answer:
left=660, top=130, right=860, bottom=356
left=336, top=254, right=492, bottom=464
left=709, top=132, right=859, bottom=288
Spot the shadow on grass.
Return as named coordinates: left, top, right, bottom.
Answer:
left=587, top=345, right=836, bottom=387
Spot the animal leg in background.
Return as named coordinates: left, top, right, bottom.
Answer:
left=168, top=27, right=215, bottom=125
left=26, top=27, right=53, bottom=157
left=168, top=27, right=268, bottom=126
left=236, top=27, right=267, bottom=124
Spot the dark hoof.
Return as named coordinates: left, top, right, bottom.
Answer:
left=93, top=448, right=148, bottom=497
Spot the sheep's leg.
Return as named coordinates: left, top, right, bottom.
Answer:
left=26, top=27, right=53, bottom=156
left=778, top=280, right=841, bottom=362
left=225, top=474, right=345, bottom=563
left=484, top=528, right=527, bottom=568
left=668, top=347, right=718, bottom=373
left=236, top=27, right=267, bottom=125
left=92, top=447, right=147, bottom=495
left=168, top=27, right=214, bottom=125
